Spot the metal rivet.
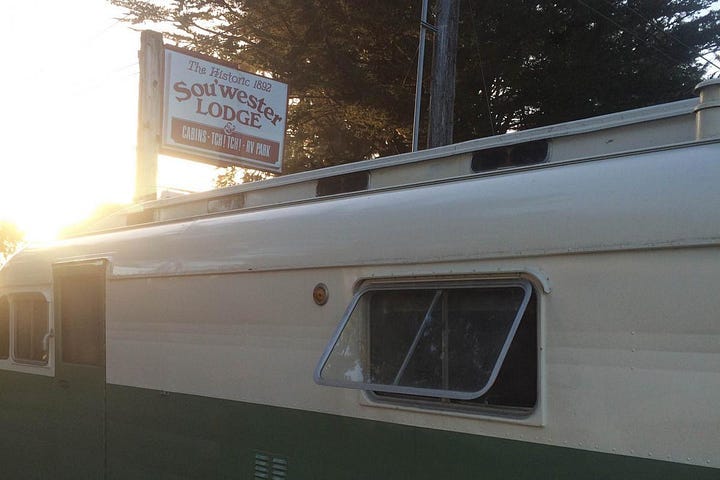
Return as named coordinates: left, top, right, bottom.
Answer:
left=313, top=283, right=329, bottom=306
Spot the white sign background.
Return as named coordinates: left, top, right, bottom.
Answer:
left=162, top=46, right=288, bottom=172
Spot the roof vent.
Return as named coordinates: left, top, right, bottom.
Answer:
left=316, top=171, right=369, bottom=197
left=126, top=208, right=155, bottom=226
left=471, top=140, right=548, bottom=173
left=207, top=193, right=245, bottom=214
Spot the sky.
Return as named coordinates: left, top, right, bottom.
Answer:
left=0, top=1, right=219, bottom=242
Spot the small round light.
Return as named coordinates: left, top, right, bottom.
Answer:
left=313, top=283, right=329, bottom=306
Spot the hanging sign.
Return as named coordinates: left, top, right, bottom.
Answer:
left=161, top=46, right=288, bottom=173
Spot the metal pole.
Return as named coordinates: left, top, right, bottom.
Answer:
left=412, top=0, right=434, bottom=152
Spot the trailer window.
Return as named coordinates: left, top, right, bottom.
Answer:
left=0, top=297, right=8, bottom=359
left=13, top=294, right=49, bottom=365
left=315, top=280, right=537, bottom=413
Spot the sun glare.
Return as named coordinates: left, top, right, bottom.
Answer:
left=0, top=2, right=218, bottom=243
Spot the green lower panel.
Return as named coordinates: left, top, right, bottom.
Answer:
left=1, top=371, right=717, bottom=480
left=0, top=371, right=59, bottom=479
left=0, top=368, right=105, bottom=480
left=105, top=385, right=718, bottom=480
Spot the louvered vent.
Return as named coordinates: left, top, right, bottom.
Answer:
left=316, top=171, right=369, bottom=197
left=254, top=452, right=288, bottom=480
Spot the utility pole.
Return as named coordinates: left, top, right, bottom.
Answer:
left=427, top=0, right=460, bottom=148
left=135, top=30, right=164, bottom=202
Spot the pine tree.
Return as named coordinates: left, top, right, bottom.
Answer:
left=112, top=0, right=720, bottom=173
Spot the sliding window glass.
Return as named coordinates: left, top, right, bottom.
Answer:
left=0, top=296, right=8, bottom=359
left=315, top=279, right=537, bottom=415
left=13, top=294, right=49, bottom=365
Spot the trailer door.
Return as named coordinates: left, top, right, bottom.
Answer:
left=53, top=261, right=107, bottom=479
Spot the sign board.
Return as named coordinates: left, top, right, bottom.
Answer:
left=161, top=46, right=288, bottom=173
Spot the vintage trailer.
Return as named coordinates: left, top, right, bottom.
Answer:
left=1, top=80, right=719, bottom=479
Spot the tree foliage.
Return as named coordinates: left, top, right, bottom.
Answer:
left=214, top=166, right=273, bottom=188
left=454, top=0, right=720, bottom=140
left=112, top=0, right=719, bottom=175
left=0, top=221, right=23, bottom=266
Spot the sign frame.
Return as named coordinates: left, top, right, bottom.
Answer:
left=160, top=45, right=288, bottom=173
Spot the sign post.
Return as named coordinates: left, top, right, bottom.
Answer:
left=135, top=30, right=163, bottom=202
left=135, top=32, right=289, bottom=202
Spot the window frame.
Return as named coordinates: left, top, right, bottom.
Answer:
left=9, top=292, right=51, bottom=366
left=0, top=295, right=9, bottom=360
left=314, top=279, right=534, bottom=401
left=54, top=261, right=107, bottom=367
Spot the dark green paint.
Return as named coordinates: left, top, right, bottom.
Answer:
left=1, top=376, right=718, bottom=479
left=105, top=385, right=718, bottom=480
left=0, top=371, right=57, bottom=479
left=0, top=370, right=105, bottom=479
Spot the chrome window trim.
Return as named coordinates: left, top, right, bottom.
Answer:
left=314, top=279, right=533, bottom=400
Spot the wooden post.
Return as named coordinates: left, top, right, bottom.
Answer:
left=428, top=0, right=460, bottom=148
left=135, top=30, right=164, bottom=202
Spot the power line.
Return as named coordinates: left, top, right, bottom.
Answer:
left=66, top=65, right=139, bottom=97
left=596, top=0, right=720, bottom=71
left=31, top=14, right=137, bottom=79
left=575, top=0, right=686, bottom=65
left=463, top=0, right=496, bottom=135
left=86, top=16, right=126, bottom=43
